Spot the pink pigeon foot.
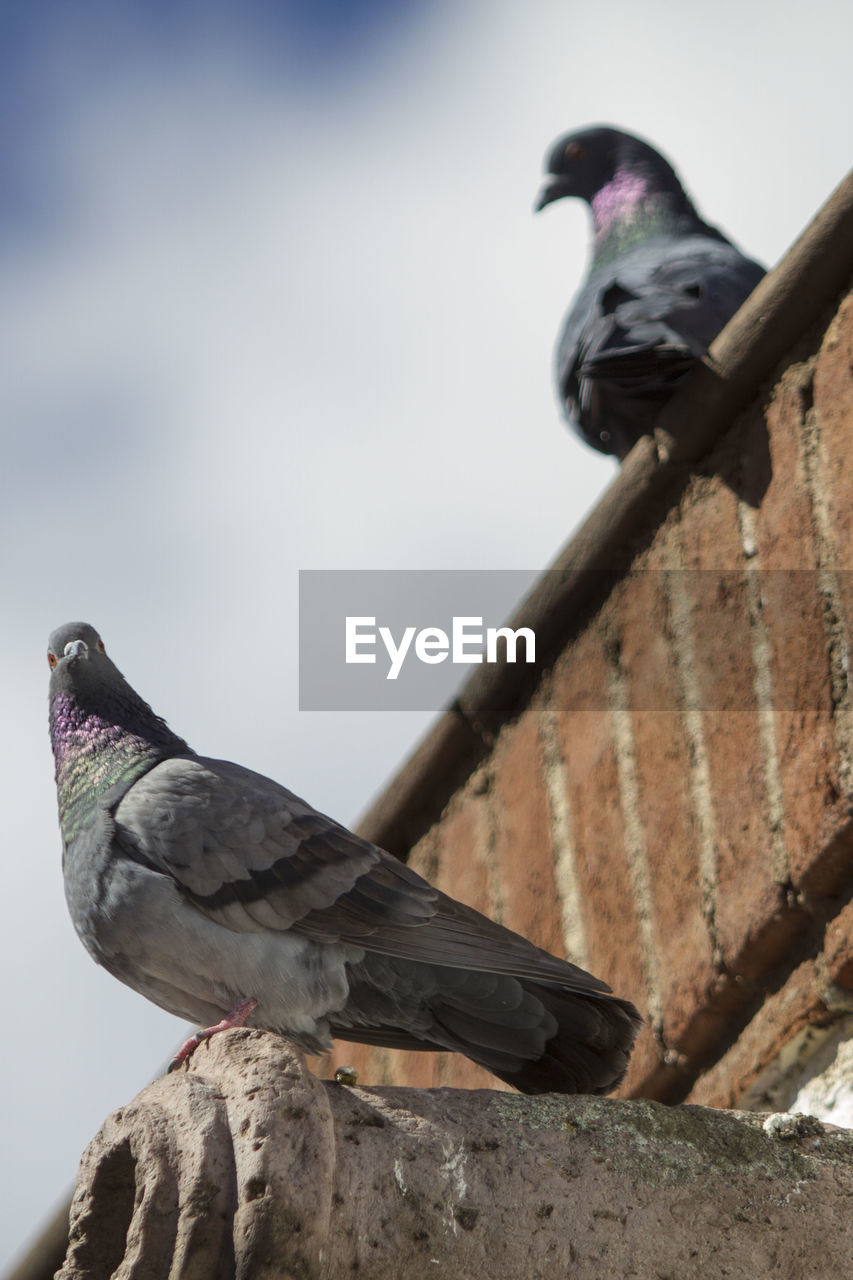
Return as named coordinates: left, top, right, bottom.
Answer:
left=168, top=996, right=259, bottom=1071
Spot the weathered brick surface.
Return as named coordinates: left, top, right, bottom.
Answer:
left=549, top=621, right=649, bottom=1019
left=822, top=897, right=853, bottom=990
left=411, top=773, right=495, bottom=923
left=676, top=492, right=787, bottom=981
left=324, top=282, right=853, bottom=1109
left=685, top=959, right=830, bottom=1111
left=616, top=558, right=714, bottom=1050
left=489, top=708, right=564, bottom=956
left=756, top=367, right=820, bottom=570
left=814, top=292, right=853, bottom=576
left=777, top=707, right=848, bottom=895
left=752, top=369, right=850, bottom=896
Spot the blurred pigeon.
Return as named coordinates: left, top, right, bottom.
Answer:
left=48, top=621, right=641, bottom=1095
left=535, top=125, right=765, bottom=457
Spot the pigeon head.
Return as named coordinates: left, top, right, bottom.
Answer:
left=48, top=621, right=109, bottom=679
left=47, top=620, right=188, bottom=742
left=48, top=621, right=190, bottom=842
left=535, top=126, right=685, bottom=209
left=534, top=126, right=703, bottom=253
left=48, top=622, right=144, bottom=714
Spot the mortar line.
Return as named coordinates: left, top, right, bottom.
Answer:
left=736, top=501, right=789, bottom=885
left=479, top=765, right=507, bottom=929
left=537, top=696, right=590, bottom=970
left=664, top=551, right=721, bottom=961
left=800, top=373, right=853, bottom=791
left=605, top=649, right=664, bottom=1030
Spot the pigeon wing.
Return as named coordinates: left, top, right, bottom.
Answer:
left=563, top=236, right=765, bottom=391
left=112, top=756, right=413, bottom=931
left=557, top=235, right=764, bottom=451
left=112, top=755, right=611, bottom=996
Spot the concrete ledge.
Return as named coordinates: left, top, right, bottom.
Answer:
left=54, top=1032, right=853, bottom=1279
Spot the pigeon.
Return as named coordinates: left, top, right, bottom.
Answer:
left=48, top=621, right=642, bottom=1095
left=535, top=125, right=766, bottom=458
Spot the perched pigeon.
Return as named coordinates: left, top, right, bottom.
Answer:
left=535, top=125, right=766, bottom=457
left=48, top=621, right=641, bottom=1095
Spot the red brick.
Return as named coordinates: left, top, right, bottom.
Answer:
left=752, top=574, right=843, bottom=896
left=489, top=708, right=564, bottom=958
left=823, top=897, right=853, bottom=990
left=814, top=293, right=853, bottom=566
left=417, top=773, right=495, bottom=921
left=744, top=367, right=849, bottom=895
left=677, top=472, right=744, bottom=569
left=755, top=368, right=820, bottom=569
left=379, top=1048, right=443, bottom=1090
left=617, top=559, right=715, bottom=1049
left=815, top=293, right=853, bottom=680
left=549, top=620, right=649, bottom=1019
left=685, top=959, right=829, bottom=1110
left=677, top=492, right=789, bottom=980
left=771, top=295, right=853, bottom=897
left=776, top=709, right=850, bottom=896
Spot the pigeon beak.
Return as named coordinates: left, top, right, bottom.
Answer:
left=63, top=639, right=89, bottom=661
left=534, top=176, right=574, bottom=213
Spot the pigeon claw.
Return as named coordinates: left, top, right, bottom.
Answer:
left=168, top=996, right=259, bottom=1072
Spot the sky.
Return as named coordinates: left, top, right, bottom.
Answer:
left=3, top=0, right=852, bottom=1269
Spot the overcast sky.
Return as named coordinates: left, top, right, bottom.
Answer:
left=3, top=0, right=852, bottom=1269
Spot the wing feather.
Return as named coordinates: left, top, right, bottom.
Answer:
left=111, top=755, right=612, bottom=996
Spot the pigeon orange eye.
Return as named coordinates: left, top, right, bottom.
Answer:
left=48, top=652, right=57, bottom=668
left=97, top=639, right=106, bottom=653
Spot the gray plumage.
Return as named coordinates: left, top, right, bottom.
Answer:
left=536, top=125, right=766, bottom=457
left=48, top=621, right=641, bottom=1094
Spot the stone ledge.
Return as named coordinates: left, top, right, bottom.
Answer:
left=56, top=1031, right=853, bottom=1280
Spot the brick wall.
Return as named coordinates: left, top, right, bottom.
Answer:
left=318, top=192, right=853, bottom=1108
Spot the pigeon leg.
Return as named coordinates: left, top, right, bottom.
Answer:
left=168, top=996, right=259, bottom=1071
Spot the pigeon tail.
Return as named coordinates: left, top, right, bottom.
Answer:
left=331, top=953, right=642, bottom=1095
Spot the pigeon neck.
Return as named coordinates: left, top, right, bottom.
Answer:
left=590, top=164, right=693, bottom=264
left=50, top=690, right=189, bottom=845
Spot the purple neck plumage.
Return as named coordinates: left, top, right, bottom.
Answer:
left=50, top=690, right=188, bottom=844
left=589, top=163, right=694, bottom=263
left=590, top=168, right=653, bottom=237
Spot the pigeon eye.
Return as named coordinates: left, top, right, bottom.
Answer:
left=565, top=142, right=585, bottom=162
left=48, top=651, right=57, bottom=668
left=96, top=639, right=106, bottom=654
